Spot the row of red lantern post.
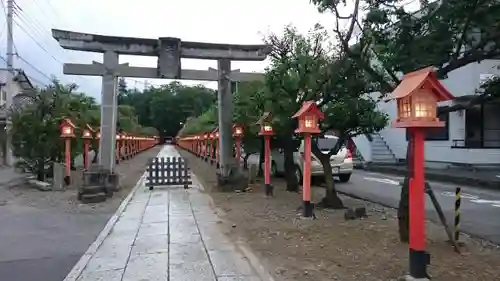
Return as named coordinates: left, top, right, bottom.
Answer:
left=177, top=125, right=244, bottom=168
left=176, top=101, right=325, bottom=219
left=59, top=119, right=159, bottom=184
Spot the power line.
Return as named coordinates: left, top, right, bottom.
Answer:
left=24, top=73, right=47, bottom=86
left=16, top=54, right=53, bottom=82
left=10, top=1, right=94, bottom=87
left=13, top=18, right=62, bottom=64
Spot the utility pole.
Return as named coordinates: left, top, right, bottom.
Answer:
left=4, top=0, right=14, bottom=166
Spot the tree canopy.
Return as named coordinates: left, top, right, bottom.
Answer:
left=9, top=79, right=160, bottom=181
left=117, top=79, right=216, bottom=137
left=178, top=24, right=389, bottom=208
left=310, top=0, right=500, bottom=100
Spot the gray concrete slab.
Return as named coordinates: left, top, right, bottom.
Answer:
left=169, top=260, right=216, bottom=281
left=131, top=234, right=169, bottom=255
left=66, top=145, right=268, bottom=281
left=76, top=269, right=124, bottom=281
left=122, top=252, right=169, bottom=281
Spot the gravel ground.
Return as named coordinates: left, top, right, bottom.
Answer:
left=179, top=148, right=500, bottom=281
left=0, top=146, right=163, bottom=213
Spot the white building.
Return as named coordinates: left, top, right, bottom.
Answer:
left=353, top=60, right=500, bottom=169
left=0, top=69, right=35, bottom=165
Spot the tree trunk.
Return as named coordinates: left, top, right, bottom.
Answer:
left=70, top=158, right=76, bottom=171
left=258, top=138, right=265, bottom=177
left=92, top=149, right=99, bottom=164
left=283, top=135, right=299, bottom=192
left=36, top=159, right=45, bottom=182
left=318, top=155, right=344, bottom=209
left=312, top=140, right=344, bottom=209
left=398, top=135, right=412, bottom=243
left=243, top=153, right=251, bottom=170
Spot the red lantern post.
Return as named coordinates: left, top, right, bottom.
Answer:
left=59, top=119, right=76, bottom=185
left=82, top=124, right=94, bottom=170
left=292, top=101, right=324, bottom=218
left=196, top=135, right=201, bottom=157
left=131, top=136, right=137, bottom=156
left=120, top=133, right=128, bottom=160
left=209, top=132, right=215, bottom=164
left=232, top=124, right=244, bottom=168
left=115, top=133, right=122, bottom=164
left=214, top=131, right=220, bottom=168
left=203, top=133, right=209, bottom=161
left=257, top=112, right=274, bottom=196
left=391, top=67, right=455, bottom=279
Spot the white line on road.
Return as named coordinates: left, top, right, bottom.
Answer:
left=441, top=191, right=479, bottom=200
left=363, top=177, right=400, bottom=186
left=362, top=175, right=500, bottom=210
left=470, top=199, right=500, bottom=205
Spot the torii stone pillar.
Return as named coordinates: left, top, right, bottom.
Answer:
left=51, top=29, right=268, bottom=185
left=98, top=52, right=120, bottom=172
left=217, top=59, right=233, bottom=179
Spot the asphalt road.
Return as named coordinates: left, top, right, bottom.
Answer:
left=0, top=204, right=111, bottom=281
left=339, top=170, right=500, bottom=244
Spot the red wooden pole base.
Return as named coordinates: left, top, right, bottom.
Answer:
left=64, top=138, right=71, bottom=185
left=409, top=128, right=430, bottom=278
left=264, top=135, right=273, bottom=196
left=302, top=134, right=313, bottom=218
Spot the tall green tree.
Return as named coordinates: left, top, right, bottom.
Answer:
left=11, top=79, right=156, bottom=179
left=263, top=25, right=388, bottom=207
left=119, top=81, right=216, bottom=138
left=310, top=0, right=500, bottom=239
left=262, top=24, right=333, bottom=193
left=11, top=81, right=94, bottom=180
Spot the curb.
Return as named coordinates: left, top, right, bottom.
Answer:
left=361, top=166, right=500, bottom=190
left=62, top=171, right=148, bottom=281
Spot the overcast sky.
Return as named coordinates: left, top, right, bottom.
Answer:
left=0, top=0, right=342, bottom=101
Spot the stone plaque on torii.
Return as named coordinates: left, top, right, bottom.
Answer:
left=51, top=29, right=268, bottom=183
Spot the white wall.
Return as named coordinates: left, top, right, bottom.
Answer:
left=373, top=59, right=500, bottom=165
left=352, top=134, right=372, bottom=162
left=0, top=71, right=23, bottom=106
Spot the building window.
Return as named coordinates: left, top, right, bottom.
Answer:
left=406, top=106, right=450, bottom=141
left=1, top=90, right=5, bottom=102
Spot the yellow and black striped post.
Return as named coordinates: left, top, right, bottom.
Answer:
left=454, top=187, right=461, bottom=242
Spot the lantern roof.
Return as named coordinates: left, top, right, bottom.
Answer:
left=256, top=112, right=272, bottom=125
left=212, top=126, right=219, bottom=133
left=391, top=66, right=455, bottom=102
left=292, top=101, right=324, bottom=120
left=85, top=124, right=95, bottom=132
left=59, top=118, right=76, bottom=129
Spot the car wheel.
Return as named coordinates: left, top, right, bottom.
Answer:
left=295, top=166, right=303, bottom=184
left=271, top=161, right=278, bottom=176
left=339, top=174, right=351, bottom=183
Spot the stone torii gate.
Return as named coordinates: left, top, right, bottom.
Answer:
left=51, top=29, right=268, bottom=183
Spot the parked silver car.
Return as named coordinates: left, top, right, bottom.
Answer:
left=269, top=135, right=353, bottom=183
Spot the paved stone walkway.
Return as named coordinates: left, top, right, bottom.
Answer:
left=69, top=146, right=265, bottom=281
